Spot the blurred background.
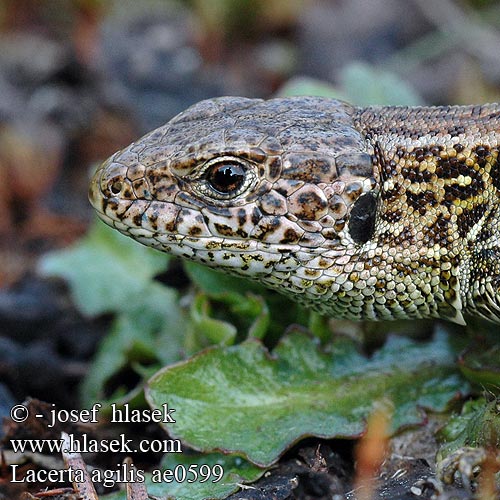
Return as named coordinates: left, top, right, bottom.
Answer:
left=1, top=0, right=500, bottom=413
left=1, top=0, right=500, bottom=285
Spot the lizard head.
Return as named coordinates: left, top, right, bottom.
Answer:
left=89, top=96, right=379, bottom=291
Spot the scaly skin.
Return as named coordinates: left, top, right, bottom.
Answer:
left=89, top=97, right=500, bottom=324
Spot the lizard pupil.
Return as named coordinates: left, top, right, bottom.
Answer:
left=206, top=162, right=246, bottom=194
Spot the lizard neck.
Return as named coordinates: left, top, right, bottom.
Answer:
left=356, top=104, right=500, bottom=323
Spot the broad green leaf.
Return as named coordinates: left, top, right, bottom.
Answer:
left=40, top=219, right=186, bottom=405
left=79, top=289, right=184, bottom=406
left=147, top=329, right=467, bottom=467
left=39, top=219, right=170, bottom=316
left=103, top=452, right=263, bottom=500
left=80, top=280, right=185, bottom=405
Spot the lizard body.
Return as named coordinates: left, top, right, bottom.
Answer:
left=89, top=97, right=500, bottom=324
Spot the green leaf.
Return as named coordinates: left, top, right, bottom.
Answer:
left=437, top=396, right=500, bottom=460
left=102, top=452, right=264, bottom=500
left=190, top=292, right=270, bottom=345
left=458, top=343, right=500, bottom=393
left=184, top=261, right=306, bottom=346
left=39, top=219, right=170, bottom=316
left=147, top=329, right=467, bottom=467
left=40, top=219, right=186, bottom=405
left=339, top=61, right=424, bottom=106
left=79, top=290, right=184, bottom=406
left=183, top=261, right=267, bottom=296
left=189, top=294, right=238, bottom=346
left=81, top=280, right=185, bottom=405
left=278, top=62, right=423, bottom=107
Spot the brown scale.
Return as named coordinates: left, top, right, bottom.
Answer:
left=487, top=149, right=500, bottom=190
left=456, top=204, right=488, bottom=238
left=390, top=226, right=417, bottom=247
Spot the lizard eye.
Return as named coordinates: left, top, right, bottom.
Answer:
left=192, top=156, right=256, bottom=201
left=206, top=161, right=246, bottom=194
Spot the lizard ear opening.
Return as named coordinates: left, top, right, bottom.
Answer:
left=348, top=192, right=378, bottom=244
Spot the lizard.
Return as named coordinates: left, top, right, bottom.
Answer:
left=88, top=96, right=500, bottom=325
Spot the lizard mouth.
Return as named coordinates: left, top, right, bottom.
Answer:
left=89, top=166, right=305, bottom=269
left=91, top=194, right=308, bottom=280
